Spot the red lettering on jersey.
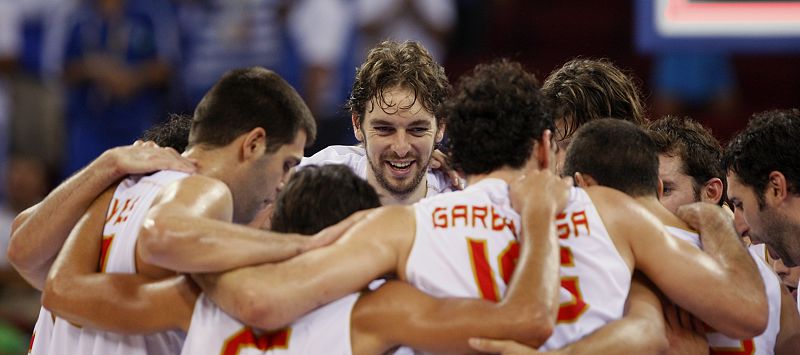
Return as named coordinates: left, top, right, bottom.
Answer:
left=571, top=211, right=589, bottom=237
left=556, top=213, right=570, bottom=239
left=506, top=219, right=518, bottom=239
left=467, top=239, right=499, bottom=302
left=221, top=327, right=291, bottom=355
left=106, top=198, right=120, bottom=223
left=472, top=206, right=488, bottom=229
left=452, top=205, right=468, bottom=227
left=114, top=199, right=131, bottom=224
left=498, top=241, right=520, bottom=284
left=491, top=207, right=506, bottom=231
left=710, top=339, right=755, bottom=355
left=557, top=276, right=589, bottom=323
left=432, top=207, right=448, bottom=229
left=99, top=234, right=115, bottom=272
left=559, top=246, right=574, bottom=267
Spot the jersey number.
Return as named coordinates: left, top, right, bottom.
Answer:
left=221, top=327, right=291, bottom=355
left=467, top=239, right=588, bottom=323
left=710, top=339, right=755, bottom=355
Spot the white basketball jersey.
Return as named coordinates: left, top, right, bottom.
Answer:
left=181, top=293, right=358, bottom=355
left=47, top=170, right=189, bottom=355
left=666, top=226, right=781, bottom=355
left=407, top=180, right=630, bottom=351
left=28, top=308, right=54, bottom=355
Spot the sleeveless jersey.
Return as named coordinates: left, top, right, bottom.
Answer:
left=299, top=145, right=453, bottom=198
left=47, top=170, right=189, bottom=355
left=28, top=308, right=54, bottom=355
left=181, top=293, right=358, bottom=355
left=407, top=179, right=630, bottom=351
left=666, top=226, right=781, bottom=355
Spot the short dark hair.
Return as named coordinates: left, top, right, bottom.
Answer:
left=140, top=114, right=192, bottom=153
left=189, top=67, right=316, bottom=152
left=648, top=116, right=726, bottom=205
left=722, top=109, right=800, bottom=208
left=563, top=119, right=659, bottom=197
left=543, top=58, right=646, bottom=140
left=346, top=41, right=451, bottom=125
left=444, top=59, right=553, bottom=175
left=270, top=165, right=381, bottom=235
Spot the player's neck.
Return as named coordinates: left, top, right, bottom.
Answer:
left=182, top=146, right=232, bottom=181
left=466, top=167, right=526, bottom=187
left=635, top=195, right=691, bottom=230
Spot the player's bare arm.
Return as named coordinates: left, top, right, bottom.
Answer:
left=775, top=284, right=800, bottom=355
left=590, top=187, right=768, bottom=339
left=42, top=186, right=198, bottom=334
left=137, top=174, right=338, bottom=274
left=195, top=205, right=411, bottom=330
left=7, top=142, right=195, bottom=290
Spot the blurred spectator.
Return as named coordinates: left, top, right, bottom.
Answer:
left=0, top=155, right=49, bottom=352
left=61, top=0, right=174, bottom=177
left=356, top=0, right=456, bottom=63
left=174, top=0, right=295, bottom=109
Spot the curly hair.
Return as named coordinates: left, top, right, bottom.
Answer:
left=140, top=114, right=192, bottom=153
left=543, top=58, right=646, bottom=140
left=648, top=116, right=726, bottom=205
left=270, top=164, right=381, bottom=235
left=444, top=59, right=553, bottom=175
left=722, top=109, right=800, bottom=209
left=346, top=40, right=451, bottom=124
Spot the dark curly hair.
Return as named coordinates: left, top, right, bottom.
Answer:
left=722, top=109, right=800, bottom=209
left=346, top=40, right=451, bottom=125
left=563, top=119, right=659, bottom=197
left=542, top=58, right=646, bottom=140
left=270, top=165, right=381, bottom=235
left=140, top=114, right=192, bottom=153
left=444, top=59, right=553, bottom=175
left=648, top=116, right=726, bottom=205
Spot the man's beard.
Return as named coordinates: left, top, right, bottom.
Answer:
left=366, top=145, right=430, bottom=199
left=759, top=209, right=800, bottom=267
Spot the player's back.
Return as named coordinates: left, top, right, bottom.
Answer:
left=182, top=293, right=358, bottom=355
left=407, top=179, right=630, bottom=350
left=47, top=170, right=189, bottom=355
left=667, top=226, right=780, bottom=355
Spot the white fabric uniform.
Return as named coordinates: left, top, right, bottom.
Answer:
left=667, top=226, right=781, bottom=355
left=182, top=293, right=358, bottom=355
left=407, top=179, right=630, bottom=351
left=299, top=145, right=452, bottom=198
left=44, top=171, right=189, bottom=355
left=28, top=308, right=54, bottom=355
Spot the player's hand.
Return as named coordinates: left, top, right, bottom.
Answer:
left=509, top=170, right=572, bottom=217
left=469, top=338, right=544, bottom=355
left=676, top=202, right=732, bottom=236
left=304, top=209, right=376, bottom=252
left=102, top=141, right=196, bottom=178
left=662, top=301, right=709, bottom=355
left=429, top=149, right=464, bottom=190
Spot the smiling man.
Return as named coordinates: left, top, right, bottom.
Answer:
left=300, top=40, right=452, bottom=205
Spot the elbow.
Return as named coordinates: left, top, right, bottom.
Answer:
left=734, top=305, right=769, bottom=339
left=503, top=306, right=554, bottom=348
left=7, top=210, right=33, bottom=269
left=637, top=317, right=669, bottom=354
left=231, top=288, right=287, bottom=331
left=41, top=274, right=70, bottom=313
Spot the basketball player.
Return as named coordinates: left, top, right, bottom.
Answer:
left=195, top=60, right=767, bottom=352
left=300, top=40, right=457, bottom=205
left=21, top=67, right=340, bottom=355
left=541, top=58, right=647, bottom=173
left=723, top=109, right=800, bottom=312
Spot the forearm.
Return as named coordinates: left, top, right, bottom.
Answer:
left=7, top=153, right=122, bottom=289
left=140, top=214, right=309, bottom=272
left=43, top=274, right=197, bottom=334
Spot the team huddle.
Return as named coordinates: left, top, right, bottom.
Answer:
left=6, top=40, right=800, bottom=354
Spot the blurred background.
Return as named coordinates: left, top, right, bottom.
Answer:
left=0, top=0, right=798, bottom=352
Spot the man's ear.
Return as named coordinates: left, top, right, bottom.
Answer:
left=534, top=130, right=553, bottom=170
left=242, top=127, right=267, bottom=161
left=701, top=177, right=724, bottom=204
left=657, top=178, right=664, bottom=200
left=352, top=113, right=364, bottom=142
left=435, top=120, right=445, bottom=143
left=765, top=171, right=789, bottom=206
left=575, top=172, right=598, bottom=188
